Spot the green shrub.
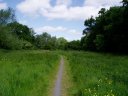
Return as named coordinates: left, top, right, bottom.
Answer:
left=0, top=26, right=22, bottom=49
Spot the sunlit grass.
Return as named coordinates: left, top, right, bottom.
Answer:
left=66, top=51, right=128, bottom=96
left=0, top=50, right=59, bottom=96
left=0, top=50, right=128, bottom=96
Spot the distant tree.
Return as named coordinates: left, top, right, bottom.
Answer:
left=82, top=16, right=96, bottom=51
left=8, top=22, right=35, bottom=44
left=0, top=8, right=24, bottom=49
left=49, top=36, right=57, bottom=50
left=0, top=8, right=16, bottom=25
left=57, top=37, right=67, bottom=50
left=83, top=16, right=95, bottom=35
left=0, top=26, right=22, bottom=49
left=66, top=40, right=81, bottom=50
left=94, top=34, right=105, bottom=51
left=35, top=32, right=52, bottom=49
left=82, top=1, right=128, bottom=53
left=122, top=0, right=128, bottom=6
left=35, top=32, right=69, bottom=50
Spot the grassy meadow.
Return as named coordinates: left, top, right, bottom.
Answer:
left=66, top=51, right=128, bottom=96
left=0, top=50, right=128, bottom=96
left=0, top=50, right=59, bottom=96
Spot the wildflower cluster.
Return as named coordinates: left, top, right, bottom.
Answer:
left=83, top=77, right=116, bottom=96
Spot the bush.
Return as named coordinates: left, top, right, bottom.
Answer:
left=94, top=34, right=105, bottom=51
left=22, top=40, right=33, bottom=49
left=0, top=26, right=22, bottom=49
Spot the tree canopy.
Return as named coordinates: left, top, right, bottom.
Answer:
left=0, top=0, right=128, bottom=53
left=82, top=2, right=128, bottom=53
left=0, top=8, right=15, bottom=25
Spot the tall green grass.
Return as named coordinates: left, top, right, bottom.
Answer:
left=0, top=50, right=59, bottom=96
left=66, top=51, right=128, bottom=96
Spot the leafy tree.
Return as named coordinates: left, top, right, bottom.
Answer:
left=0, top=8, right=35, bottom=50
left=57, top=37, right=67, bottom=50
left=66, top=40, right=81, bottom=50
left=122, top=0, right=128, bottom=6
left=81, top=34, right=96, bottom=51
left=0, top=26, right=22, bottom=49
left=0, top=8, right=23, bottom=49
left=0, top=8, right=15, bottom=25
left=35, top=32, right=53, bottom=49
left=83, top=16, right=95, bottom=35
left=82, top=1, right=128, bottom=53
left=94, top=34, right=105, bottom=51
left=35, top=33, right=68, bottom=50
left=82, top=16, right=97, bottom=51
left=8, top=22, right=35, bottom=43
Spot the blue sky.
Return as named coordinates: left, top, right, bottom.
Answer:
left=0, top=0, right=122, bottom=41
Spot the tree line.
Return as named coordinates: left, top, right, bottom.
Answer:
left=0, top=8, right=81, bottom=50
left=82, top=0, right=128, bottom=53
left=0, top=0, right=128, bottom=53
left=0, top=8, right=68, bottom=50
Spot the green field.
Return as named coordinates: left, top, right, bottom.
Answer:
left=0, top=50, right=59, bottom=96
left=0, top=50, right=128, bottom=96
left=66, top=51, right=128, bottom=96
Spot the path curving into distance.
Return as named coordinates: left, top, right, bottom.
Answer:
left=53, top=56, right=64, bottom=96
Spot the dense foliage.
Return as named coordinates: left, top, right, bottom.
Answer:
left=66, top=51, right=128, bottom=96
left=0, top=8, right=68, bottom=50
left=0, top=50, right=59, bottom=96
left=82, top=1, right=128, bottom=53
left=66, top=40, right=81, bottom=50
left=0, top=26, right=23, bottom=49
left=0, top=0, right=128, bottom=53
left=0, top=8, right=15, bottom=25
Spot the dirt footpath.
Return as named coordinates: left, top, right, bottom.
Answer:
left=53, top=56, right=64, bottom=96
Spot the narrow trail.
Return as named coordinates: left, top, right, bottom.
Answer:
left=53, top=56, right=64, bottom=96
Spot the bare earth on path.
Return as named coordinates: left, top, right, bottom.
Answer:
left=53, top=56, right=64, bottom=96
left=48, top=56, right=73, bottom=96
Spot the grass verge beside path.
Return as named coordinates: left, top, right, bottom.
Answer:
left=48, top=55, right=74, bottom=96
left=61, top=56, right=74, bottom=96
left=1, top=50, right=127, bottom=96
left=47, top=56, right=61, bottom=96
left=0, top=50, right=59, bottom=96
left=66, top=51, right=128, bottom=96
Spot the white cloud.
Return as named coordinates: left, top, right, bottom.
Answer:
left=84, top=0, right=122, bottom=7
left=18, top=20, right=28, bottom=25
left=35, top=26, right=81, bottom=35
left=35, top=26, right=82, bottom=41
left=43, top=5, right=101, bottom=20
left=0, top=2, right=7, bottom=9
left=17, top=0, right=51, bottom=15
left=56, top=0, right=72, bottom=6
left=17, top=0, right=122, bottom=20
left=35, top=26, right=67, bottom=33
